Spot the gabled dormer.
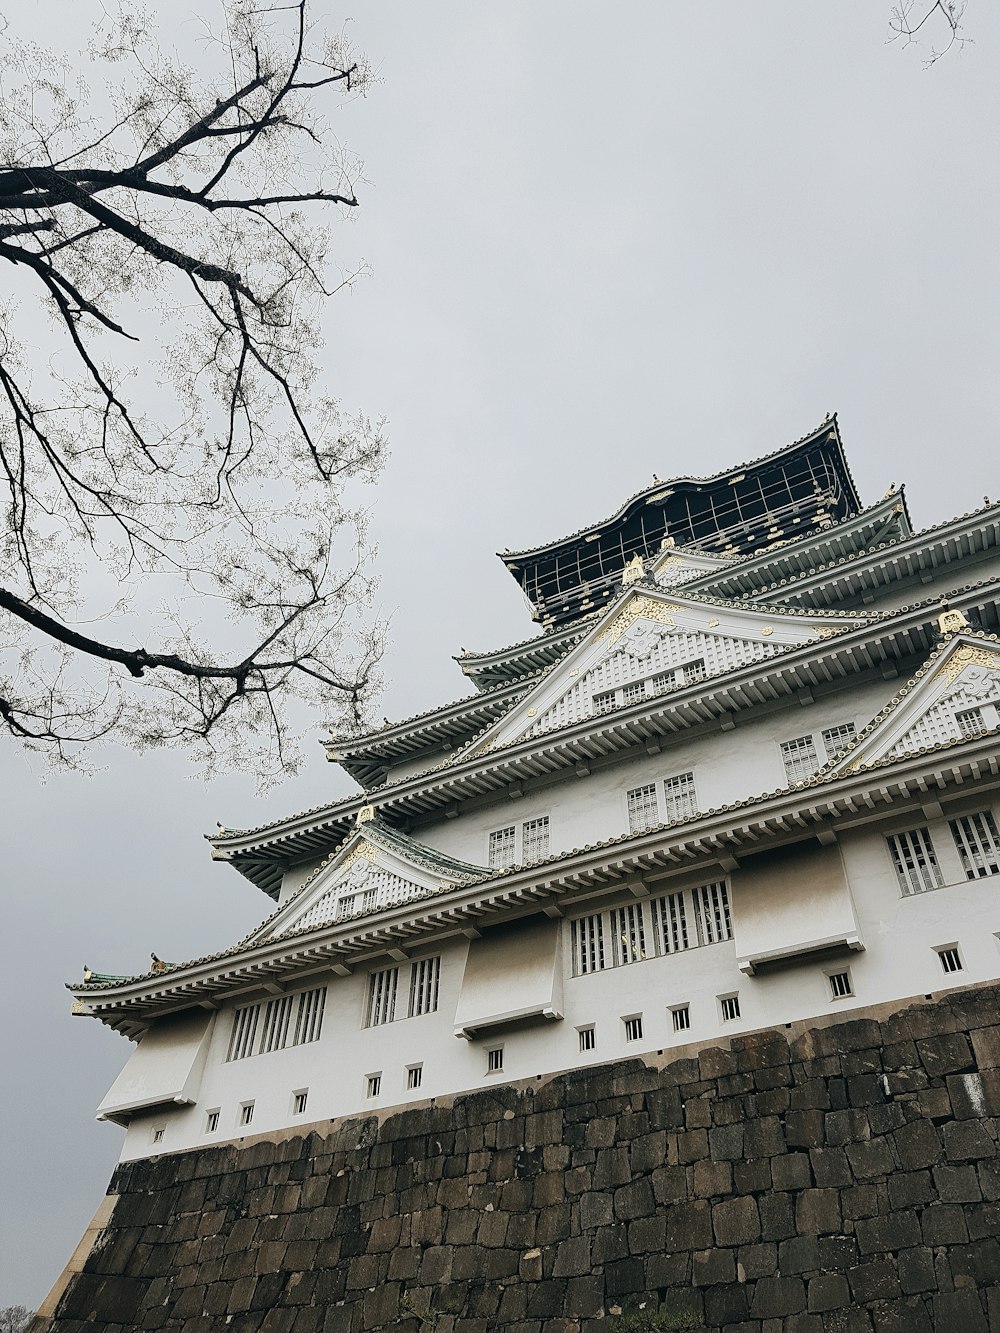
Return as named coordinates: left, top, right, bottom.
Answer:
left=831, top=619, right=1000, bottom=776
left=456, top=582, right=869, bottom=759
left=250, top=811, right=491, bottom=944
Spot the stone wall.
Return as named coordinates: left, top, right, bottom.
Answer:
left=32, top=982, right=1000, bottom=1332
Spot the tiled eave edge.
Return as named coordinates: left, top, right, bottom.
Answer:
left=209, top=578, right=1000, bottom=897
left=704, top=503, right=1000, bottom=608
left=73, top=732, right=1000, bottom=1033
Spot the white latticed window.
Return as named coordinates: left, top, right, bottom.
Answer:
left=365, top=967, right=399, bottom=1027
left=622, top=681, right=645, bottom=705
left=821, top=722, right=856, bottom=757
left=887, top=828, right=945, bottom=895
left=239, top=1102, right=254, bottom=1126
left=610, top=903, right=647, bottom=966
left=206, top=1110, right=220, bottom=1134
left=407, top=1065, right=423, bottom=1090
left=408, top=956, right=441, bottom=1017
left=623, top=1015, right=643, bottom=1042
left=936, top=946, right=963, bottom=974
left=955, top=707, right=986, bottom=739
left=259, top=994, right=294, bottom=1054
left=662, top=771, right=698, bottom=821
left=226, top=986, right=325, bottom=1061
left=780, top=734, right=821, bottom=783
left=522, top=817, right=550, bottom=862
left=693, top=881, right=733, bottom=945
left=949, top=810, right=1000, bottom=879
left=294, top=987, right=326, bottom=1045
left=627, top=783, right=659, bottom=833
left=571, top=913, right=606, bottom=974
left=227, top=1003, right=260, bottom=1062
left=592, top=689, right=617, bottom=715
left=488, top=826, right=517, bottom=868
left=571, top=881, right=731, bottom=977
left=682, top=658, right=707, bottom=684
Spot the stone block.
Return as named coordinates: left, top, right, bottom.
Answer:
left=845, top=1138, right=896, bottom=1181
left=930, top=1290, right=989, bottom=1333
left=887, top=1169, right=934, bottom=1209
left=693, top=1158, right=733, bottom=1198
left=692, top=1246, right=736, bottom=1286
left=772, top=1153, right=812, bottom=1190
left=847, top=1259, right=901, bottom=1303
left=854, top=1211, right=921, bottom=1254
left=915, top=1032, right=975, bottom=1077
left=713, top=1196, right=761, bottom=1247
left=625, top=1214, right=665, bottom=1255
left=744, top=1116, right=786, bottom=1158
left=703, top=1282, right=750, bottom=1326
left=786, top=1110, right=825, bottom=1149
left=809, top=1148, right=851, bottom=1188
left=970, top=1024, right=1000, bottom=1069
left=665, top=1199, right=712, bottom=1252
left=603, top=1256, right=644, bottom=1296
left=806, top=1274, right=850, bottom=1313
left=778, top=1235, right=821, bottom=1276
left=709, top=1123, right=745, bottom=1161
left=944, top=1119, right=996, bottom=1162
left=733, top=1159, right=772, bottom=1194
left=737, top=1241, right=778, bottom=1280
left=612, top=1176, right=655, bottom=1221
left=795, top=1189, right=842, bottom=1237
left=749, top=1275, right=806, bottom=1318
left=758, top=1193, right=795, bottom=1242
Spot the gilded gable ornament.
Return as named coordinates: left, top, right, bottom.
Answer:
left=934, top=644, right=1000, bottom=686
left=937, top=607, right=970, bottom=635
left=621, top=553, right=646, bottom=586
left=599, top=595, right=676, bottom=647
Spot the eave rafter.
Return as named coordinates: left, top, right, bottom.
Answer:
left=76, top=732, right=1000, bottom=1030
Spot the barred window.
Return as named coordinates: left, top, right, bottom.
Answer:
left=571, top=913, right=606, bottom=974
left=292, top=1090, right=308, bottom=1115
left=367, top=1073, right=381, bottom=1098
left=936, top=945, right=963, bottom=974
left=239, top=1101, right=254, bottom=1126
left=259, top=994, right=294, bottom=1055
left=522, top=816, right=550, bottom=862
left=408, top=956, right=441, bottom=1017
left=950, top=810, right=1000, bottom=879
left=365, top=966, right=399, bottom=1027
left=663, top=771, right=698, bottom=821
left=829, top=970, right=853, bottom=999
left=578, top=1026, right=596, bottom=1052
left=623, top=1015, right=643, bottom=1042
left=780, top=734, right=821, bottom=783
left=956, top=707, right=986, bottom=739
left=651, top=890, right=691, bottom=955
left=293, top=987, right=326, bottom=1046
left=488, top=825, right=517, bottom=868
left=671, top=1005, right=691, bottom=1033
left=681, top=658, right=707, bottom=684
left=610, top=902, right=647, bottom=966
left=487, top=1047, right=504, bottom=1073
left=227, top=1003, right=260, bottom=1062
left=887, top=828, right=944, bottom=895
left=205, top=1109, right=220, bottom=1134
left=720, top=995, right=741, bottom=1022
left=650, top=671, right=676, bottom=695
left=693, top=881, right=733, bottom=945
left=593, top=689, right=617, bottom=715
left=627, top=783, right=659, bottom=833
left=622, top=681, right=644, bottom=705
left=407, top=1065, right=423, bottom=1090
left=821, top=722, right=856, bottom=757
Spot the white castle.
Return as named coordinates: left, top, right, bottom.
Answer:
left=71, top=416, right=1000, bottom=1163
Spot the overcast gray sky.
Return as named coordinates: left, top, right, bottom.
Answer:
left=3, top=0, right=999, bottom=1309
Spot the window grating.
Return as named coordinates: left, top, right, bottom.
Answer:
left=487, top=1047, right=504, bottom=1073
left=956, top=707, right=986, bottom=739
left=571, top=914, right=606, bottom=974
left=227, top=1004, right=260, bottom=1062
left=259, top=994, right=294, bottom=1055
left=663, top=771, right=698, bottom=821
left=950, top=810, right=1000, bottom=879
left=292, top=1090, right=308, bottom=1115
left=694, top=881, right=733, bottom=945
left=781, top=734, right=821, bottom=783
left=821, top=722, right=856, bottom=757
left=610, top=902, right=647, bottom=966
left=408, top=956, right=441, bottom=1017
left=366, top=967, right=399, bottom=1027
left=652, top=890, right=690, bottom=955
left=522, top=816, right=550, bottom=862
left=682, top=658, right=707, bottom=684
left=488, top=825, right=517, bottom=868
left=829, top=971, right=853, bottom=999
left=887, top=828, right=945, bottom=895
left=627, top=783, right=659, bottom=833
left=592, top=689, right=617, bottom=715
left=239, top=1102, right=254, bottom=1126
left=206, top=1110, right=219, bottom=1134
left=294, top=987, right=326, bottom=1046
left=622, top=681, right=644, bottom=705
left=720, top=995, right=741, bottom=1022
left=407, top=1065, right=423, bottom=1090
left=936, top=946, right=963, bottom=974
left=623, top=1015, right=643, bottom=1042
left=579, top=1026, right=596, bottom=1052
left=366, top=1074, right=381, bottom=1098
left=672, top=1006, right=691, bottom=1033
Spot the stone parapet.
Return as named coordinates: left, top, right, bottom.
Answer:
left=31, top=982, right=1000, bottom=1331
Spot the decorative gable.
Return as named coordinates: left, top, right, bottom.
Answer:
left=462, top=586, right=866, bottom=756
left=648, top=539, right=736, bottom=589
left=252, top=817, right=489, bottom=943
left=832, top=633, right=1000, bottom=775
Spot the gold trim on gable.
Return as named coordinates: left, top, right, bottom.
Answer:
left=934, top=644, right=999, bottom=684
left=599, top=596, right=677, bottom=646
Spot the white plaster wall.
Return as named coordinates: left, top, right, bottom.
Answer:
left=279, top=856, right=327, bottom=905
left=418, top=678, right=896, bottom=869
left=118, top=796, right=1000, bottom=1161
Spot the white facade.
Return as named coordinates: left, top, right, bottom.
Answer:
left=71, top=432, right=1000, bottom=1163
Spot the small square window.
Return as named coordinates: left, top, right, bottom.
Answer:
left=593, top=689, right=617, bottom=716
left=366, top=1073, right=382, bottom=1098
left=623, top=1015, right=643, bottom=1043
left=828, top=970, right=853, bottom=999
left=956, top=707, right=986, bottom=739
left=407, top=1065, right=423, bottom=1091
left=671, top=1005, right=691, bottom=1033
left=151, top=1127, right=164, bottom=1144
left=488, top=826, right=517, bottom=869
left=205, top=1109, right=220, bottom=1134
left=486, top=1047, right=504, bottom=1074
left=719, top=994, right=741, bottom=1023
left=578, top=1026, right=596, bottom=1053
left=622, top=681, right=644, bottom=705
left=239, top=1101, right=255, bottom=1127
left=936, top=945, right=963, bottom=975
left=292, top=1089, right=308, bottom=1116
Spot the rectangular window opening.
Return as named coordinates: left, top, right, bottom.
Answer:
left=521, top=816, right=550, bottom=862
left=592, top=689, right=617, bottom=716
left=720, top=994, right=741, bottom=1023
left=239, top=1102, right=254, bottom=1127
left=488, top=825, right=517, bottom=869
left=578, top=1025, right=596, bottom=1053
left=936, top=945, right=963, bottom=975
left=950, top=810, right=1000, bottom=879
left=956, top=707, right=986, bottom=739
left=662, top=771, right=698, bottom=822
left=292, top=1090, right=308, bottom=1116
left=623, top=1014, right=643, bottom=1043
left=408, top=956, right=441, bottom=1018
left=205, top=1109, right=220, bottom=1134
left=406, top=1065, right=423, bottom=1091
left=571, top=913, right=607, bottom=975
left=887, top=827, right=945, bottom=895
left=821, top=722, right=856, bottom=758
left=486, top=1047, right=504, bottom=1074
left=671, top=1005, right=691, bottom=1033
left=366, top=1073, right=382, bottom=1098
left=780, top=734, right=821, bottom=783
left=829, top=970, right=853, bottom=999
left=366, top=966, right=399, bottom=1027
left=151, top=1127, right=164, bottom=1144
left=627, top=783, right=659, bottom=834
